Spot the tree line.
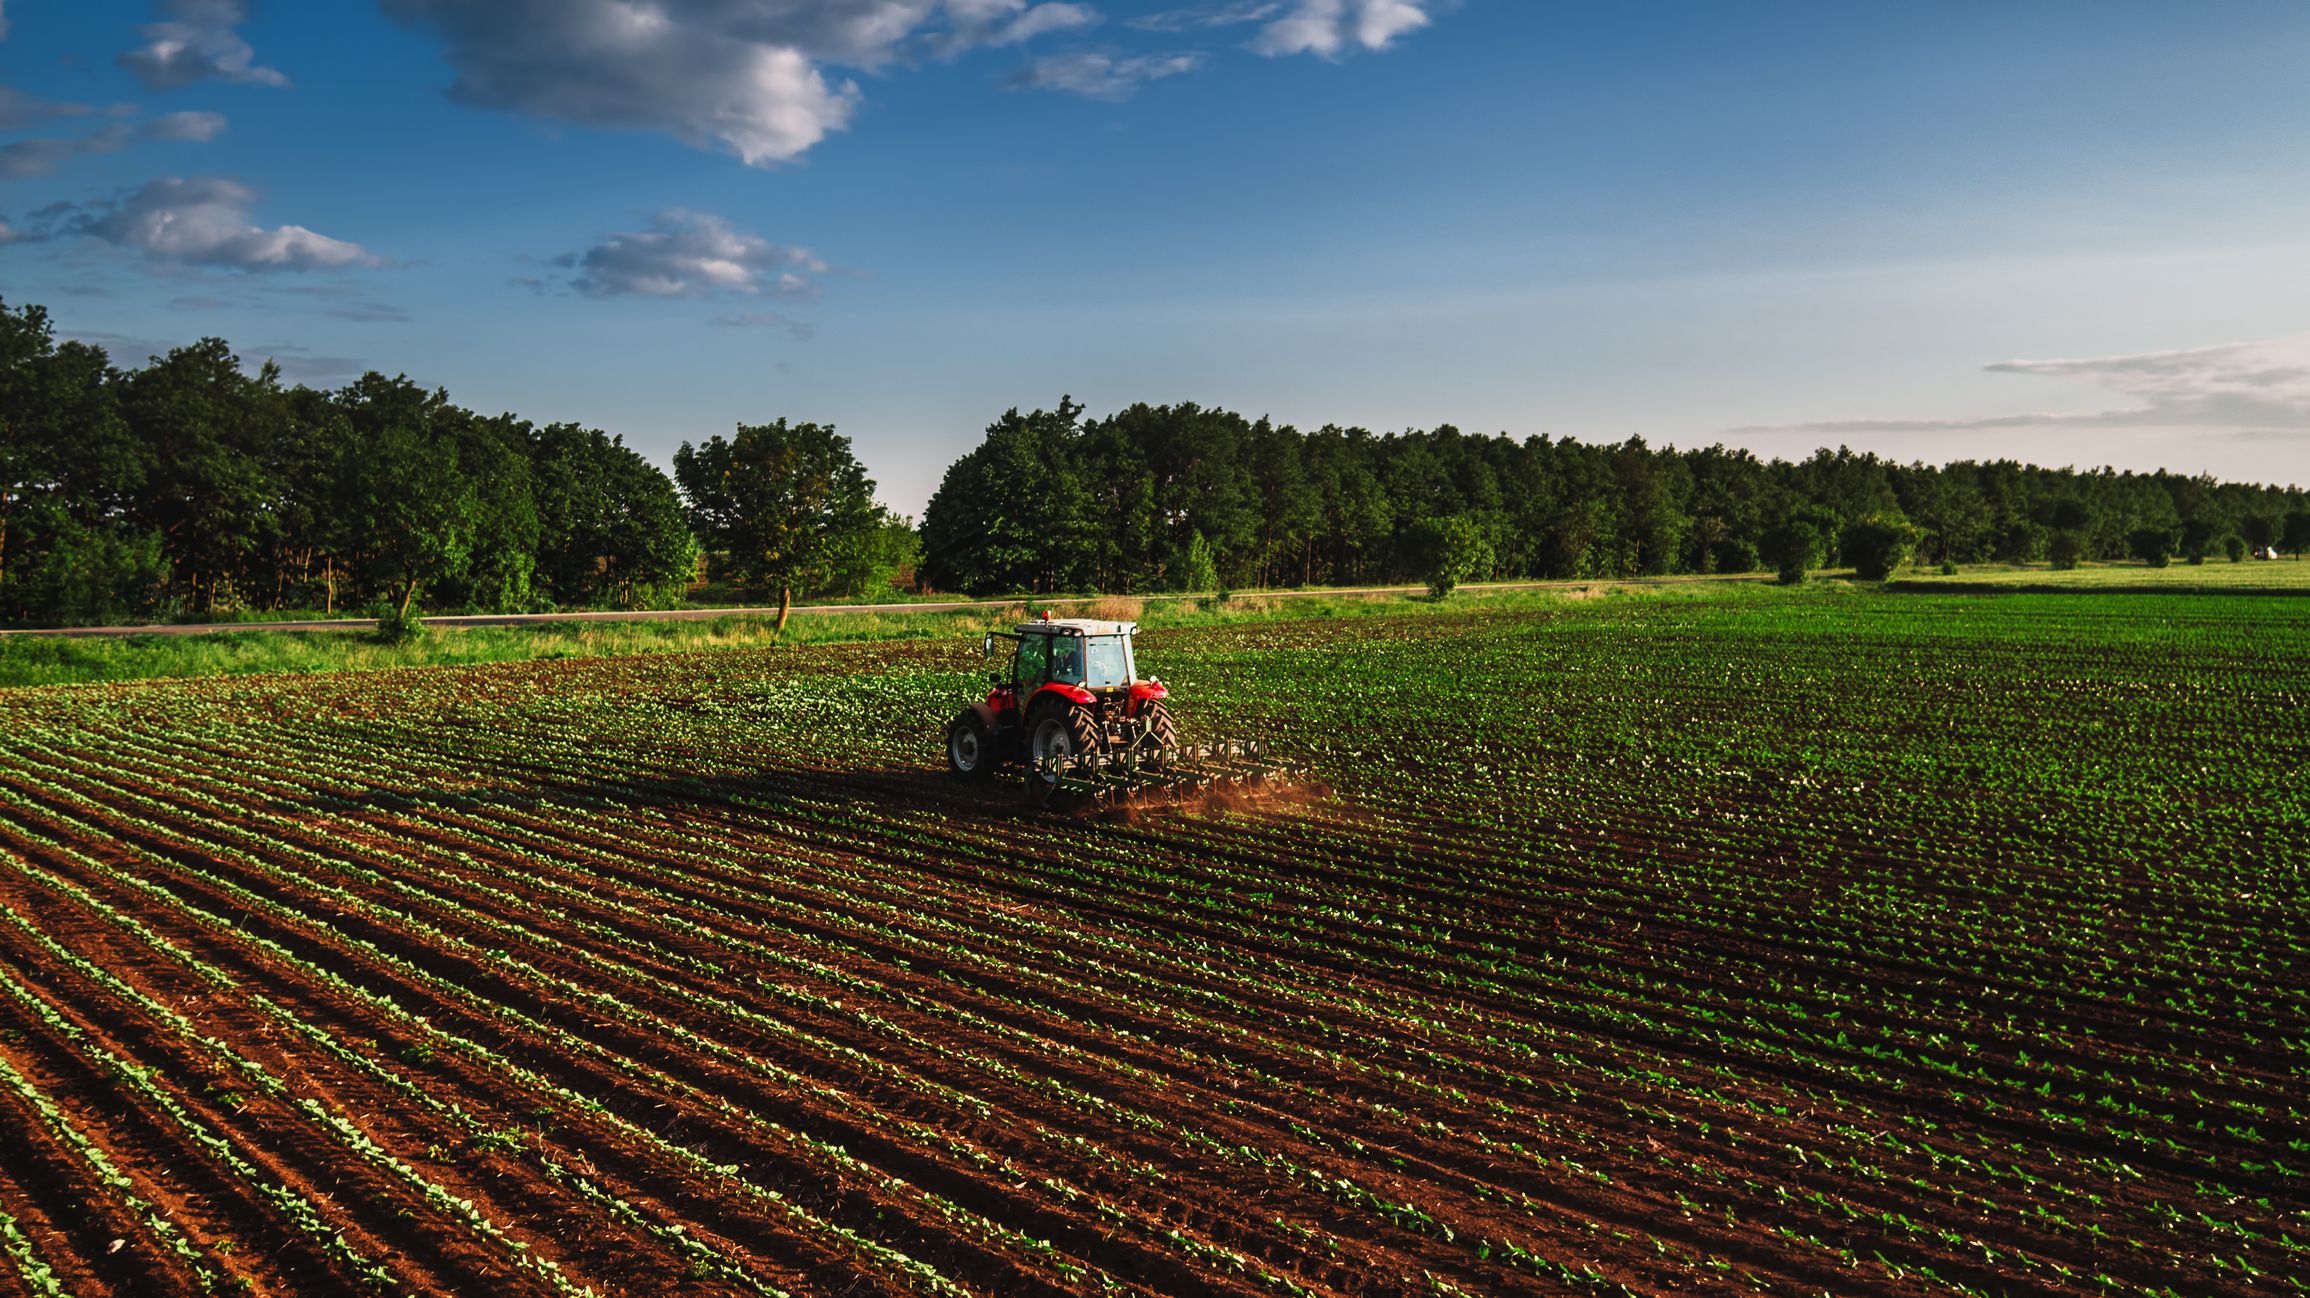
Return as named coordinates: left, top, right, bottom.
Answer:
left=0, top=299, right=713, bottom=626
left=8, top=294, right=2307, bottom=627
left=920, top=398, right=2310, bottom=594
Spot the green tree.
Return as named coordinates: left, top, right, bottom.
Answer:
left=2128, top=525, right=2178, bottom=568
left=1171, top=529, right=1219, bottom=593
left=1409, top=514, right=1493, bottom=597
left=1762, top=504, right=1838, bottom=585
left=2178, top=516, right=2220, bottom=566
left=118, top=338, right=284, bottom=613
left=918, top=400, right=1090, bottom=596
left=674, top=418, right=881, bottom=627
left=2047, top=529, right=2087, bottom=570
left=2283, top=510, right=2310, bottom=558
left=341, top=422, right=479, bottom=622
left=821, top=507, right=920, bottom=599
left=528, top=422, right=699, bottom=608
left=1763, top=520, right=1822, bottom=585
left=1840, top=514, right=1919, bottom=581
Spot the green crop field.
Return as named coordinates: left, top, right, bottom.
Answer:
left=0, top=585, right=2300, bottom=1297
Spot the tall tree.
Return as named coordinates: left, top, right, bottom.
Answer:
left=340, top=420, right=480, bottom=620
left=918, top=400, right=1089, bottom=596
left=675, top=418, right=881, bottom=627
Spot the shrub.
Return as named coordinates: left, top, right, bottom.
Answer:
left=1762, top=521, right=1823, bottom=586
left=2048, top=529, right=2088, bottom=570
left=2128, top=526, right=2178, bottom=568
left=373, top=606, right=427, bottom=644
left=1408, top=515, right=1493, bottom=598
left=1171, top=531, right=1219, bottom=593
left=1840, top=515, right=1920, bottom=582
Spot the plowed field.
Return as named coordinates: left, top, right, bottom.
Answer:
left=0, top=591, right=2302, bottom=1297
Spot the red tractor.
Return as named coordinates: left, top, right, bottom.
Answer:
left=946, top=616, right=1297, bottom=807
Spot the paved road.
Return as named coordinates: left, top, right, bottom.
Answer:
left=0, top=576, right=1769, bottom=638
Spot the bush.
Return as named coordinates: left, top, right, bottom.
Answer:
left=1407, top=515, right=1493, bottom=598
left=1840, top=515, right=1919, bottom=582
left=1938, top=560, right=1959, bottom=576
left=2048, top=529, right=2087, bottom=570
left=2127, top=526, right=2178, bottom=568
left=2179, top=517, right=2219, bottom=566
left=1762, top=520, right=1822, bottom=585
left=373, top=606, right=427, bottom=644
left=2223, top=534, right=2248, bottom=563
left=1170, top=531, right=1218, bottom=593
left=1994, top=520, right=2050, bottom=565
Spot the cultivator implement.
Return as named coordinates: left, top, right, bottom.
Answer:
left=1032, top=738, right=1311, bottom=810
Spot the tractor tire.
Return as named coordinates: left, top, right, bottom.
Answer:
left=946, top=711, right=996, bottom=780
left=1139, top=701, right=1180, bottom=755
left=1025, top=697, right=1101, bottom=806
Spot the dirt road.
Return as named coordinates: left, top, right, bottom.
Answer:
left=0, top=576, right=1768, bottom=637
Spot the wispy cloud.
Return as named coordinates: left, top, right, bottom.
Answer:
left=119, top=0, right=289, bottom=90
left=1733, top=336, right=2310, bottom=439
left=0, top=111, right=228, bottom=179
left=43, top=176, right=384, bottom=272
left=0, top=85, right=99, bottom=130
left=1009, top=50, right=1202, bottom=99
left=1250, top=0, right=1433, bottom=58
left=1127, top=2, right=1280, bottom=33
left=712, top=309, right=815, bottom=340
left=556, top=209, right=824, bottom=299
left=934, top=0, right=1101, bottom=54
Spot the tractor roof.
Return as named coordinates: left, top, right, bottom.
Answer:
left=1016, top=618, right=1136, bottom=636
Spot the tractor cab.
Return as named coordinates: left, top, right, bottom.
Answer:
left=987, top=619, right=1142, bottom=707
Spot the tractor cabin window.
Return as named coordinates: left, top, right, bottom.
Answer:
left=1015, top=634, right=1050, bottom=689
left=1081, top=635, right=1132, bottom=689
left=1049, top=637, right=1085, bottom=686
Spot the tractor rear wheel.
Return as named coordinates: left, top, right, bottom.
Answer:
left=1026, top=698, right=1101, bottom=806
left=1139, top=701, right=1179, bottom=755
left=946, top=712, right=995, bottom=779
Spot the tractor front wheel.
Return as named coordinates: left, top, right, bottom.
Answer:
left=946, top=712, right=996, bottom=779
left=1026, top=699, right=1101, bottom=806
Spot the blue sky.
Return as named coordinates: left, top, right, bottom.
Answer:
left=4, top=1, right=2308, bottom=513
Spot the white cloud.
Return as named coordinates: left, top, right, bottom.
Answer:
left=1735, top=336, right=2310, bottom=438
left=119, top=0, right=290, bottom=90
left=1009, top=50, right=1201, bottom=99
left=144, top=109, right=229, bottom=141
left=1250, top=0, right=1430, bottom=57
left=558, top=209, right=824, bottom=298
left=65, top=177, right=384, bottom=271
left=0, top=220, right=18, bottom=246
left=1127, top=2, right=1278, bottom=33
left=0, top=111, right=228, bottom=178
left=383, top=0, right=1097, bottom=166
